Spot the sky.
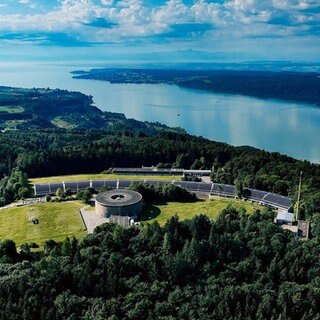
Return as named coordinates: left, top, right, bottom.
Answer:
left=0, top=0, right=319, bottom=63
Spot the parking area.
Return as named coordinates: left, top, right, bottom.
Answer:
left=80, top=208, right=108, bottom=233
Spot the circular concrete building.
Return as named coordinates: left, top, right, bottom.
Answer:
left=95, top=189, right=142, bottom=219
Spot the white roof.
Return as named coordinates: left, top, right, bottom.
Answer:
left=276, top=211, right=294, bottom=222
left=183, top=169, right=211, bottom=173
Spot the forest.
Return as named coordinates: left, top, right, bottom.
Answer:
left=1, top=208, right=320, bottom=319
left=73, top=69, right=320, bottom=105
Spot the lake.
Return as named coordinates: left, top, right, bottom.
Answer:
left=0, top=62, right=319, bottom=163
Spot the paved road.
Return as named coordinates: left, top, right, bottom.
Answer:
left=33, top=179, right=292, bottom=210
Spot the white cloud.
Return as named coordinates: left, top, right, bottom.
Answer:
left=101, top=0, right=113, bottom=5
left=192, top=1, right=226, bottom=24
left=273, top=0, right=320, bottom=10
left=0, top=0, right=318, bottom=49
left=152, top=0, right=190, bottom=24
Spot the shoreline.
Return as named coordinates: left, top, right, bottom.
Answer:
left=72, top=68, right=320, bottom=107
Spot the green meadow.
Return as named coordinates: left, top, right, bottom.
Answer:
left=140, top=197, right=263, bottom=225
left=0, top=105, right=24, bottom=113
left=30, top=173, right=181, bottom=184
left=0, top=201, right=86, bottom=247
left=0, top=195, right=263, bottom=248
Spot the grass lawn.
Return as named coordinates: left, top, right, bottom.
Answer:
left=51, top=117, right=77, bottom=129
left=30, top=174, right=182, bottom=184
left=140, top=197, right=263, bottom=225
left=0, top=201, right=86, bottom=247
left=0, top=105, right=24, bottom=113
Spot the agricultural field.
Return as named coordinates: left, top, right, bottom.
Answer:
left=0, top=201, right=86, bottom=247
left=140, top=197, right=264, bottom=225
left=0, top=105, right=24, bottom=113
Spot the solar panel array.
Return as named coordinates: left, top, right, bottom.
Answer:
left=34, top=179, right=292, bottom=210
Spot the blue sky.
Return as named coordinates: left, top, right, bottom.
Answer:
left=0, top=0, right=319, bottom=62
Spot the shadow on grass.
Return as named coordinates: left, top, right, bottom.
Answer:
left=139, top=203, right=163, bottom=221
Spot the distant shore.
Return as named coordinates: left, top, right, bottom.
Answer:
left=72, top=68, right=320, bottom=106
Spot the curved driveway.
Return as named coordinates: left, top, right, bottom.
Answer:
left=33, top=179, right=292, bottom=211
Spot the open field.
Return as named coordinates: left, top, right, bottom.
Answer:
left=0, top=196, right=265, bottom=248
left=0, top=201, right=86, bottom=247
left=140, top=197, right=264, bottom=225
left=51, top=117, right=77, bottom=129
left=0, top=105, right=24, bottom=113
left=30, top=174, right=182, bottom=184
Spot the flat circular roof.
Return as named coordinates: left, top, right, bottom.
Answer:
left=96, top=190, right=142, bottom=207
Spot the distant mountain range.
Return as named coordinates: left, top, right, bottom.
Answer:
left=82, top=50, right=320, bottom=72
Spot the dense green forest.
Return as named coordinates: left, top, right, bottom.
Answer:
left=1, top=208, right=320, bottom=319
left=73, top=69, right=320, bottom=105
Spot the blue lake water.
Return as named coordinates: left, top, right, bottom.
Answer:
left=0, top=62, right=319, bottom=163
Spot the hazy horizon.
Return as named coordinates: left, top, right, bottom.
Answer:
left=0, top=0, right=319, bottom=64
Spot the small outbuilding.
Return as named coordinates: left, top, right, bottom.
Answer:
left=275, top=211, right=294, bottom=225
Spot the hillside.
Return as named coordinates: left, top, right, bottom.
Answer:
left=0, top=86, right=319, bottom=219
left=1, top=209, right=320, bottom=319
left=0, top=85, right=320, bottom=320
left=0, top=86, right=184, bottom=134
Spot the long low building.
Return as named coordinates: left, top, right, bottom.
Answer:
left=112, top=167, right=212, bottom=176
left=33, top=179, right=292, bottom=211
